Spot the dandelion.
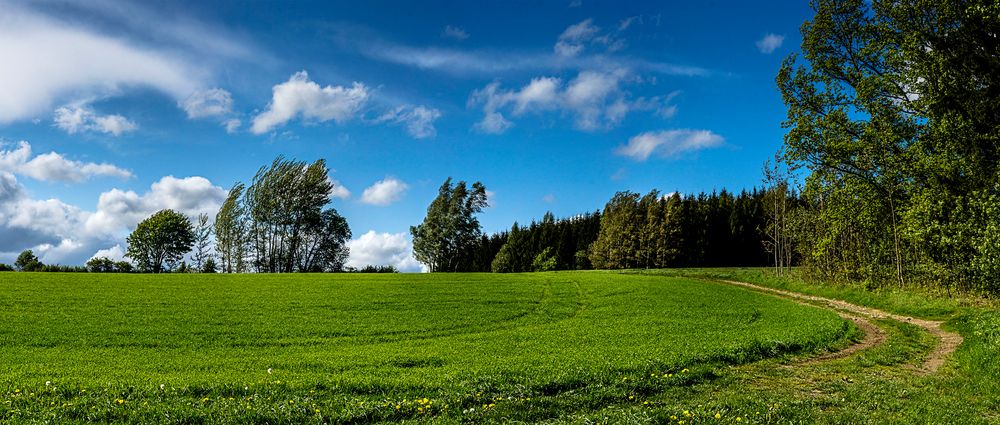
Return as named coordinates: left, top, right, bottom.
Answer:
left=115, top=399, right=124, bottom=405
left=715, top=412, right=722, bottom=419
left=288, top=400, right=295, bottom=405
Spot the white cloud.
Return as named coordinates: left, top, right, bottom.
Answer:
left=553, top=18, right=628, bottom=57
left=90, top=244, right=126, bottom=262
left=756, top=34, right=785, bottom=54
left=326, top=176, right=351, bottom=200
left=224, top=118, right=241, bottom=134
left=351, top=38, right=707, bottom=77
left=0, top=140, right=133, bottom=183
left=555, top=19, right=601, bottom=57
left=0, top=6, right=203, bottom=124
left=85, top=175, right=227, bottom=237
left=360, top=178, right=408, bottom=206
left=442, top=25, right=469, bottom=40
left=470, top=70, right=676, bottom=133
left=0, top=172, right=226, bottom=265
left=53, top=104, right=138, bottom=136
left=251, top=71, right=369, bottom=134
left=375, top=105, right=442, bottom=139
left=180, top=88, right=233, bottom=119
left=484, top=190, right=497, bottom=207
left=474, top=112, right=514, bottom=134
left=345, top=230, right=424, bottom=272
left=618, top=16, right=640, bottom=31
left=615, top=129, right=725, bottom=161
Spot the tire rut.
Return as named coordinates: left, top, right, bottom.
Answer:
left=718, top=279, right=962, bottom=374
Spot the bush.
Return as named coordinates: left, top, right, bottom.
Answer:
left=532, top=247, right=558, bottom=272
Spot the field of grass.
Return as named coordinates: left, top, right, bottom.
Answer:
left=0, top=272, right=855, bottom=423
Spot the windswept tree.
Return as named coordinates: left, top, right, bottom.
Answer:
left=126, top=209, right=195, bottom=273
left=215, top=183, right=247, bottom=273
left=244, top=156, right=342, bottom=273
left=191, top=213, right=213, bottom=272
left=411, top=178, right=489, bottom=272
left=297, top=209, right=351, bottom=272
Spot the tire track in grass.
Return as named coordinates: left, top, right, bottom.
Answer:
left=717, top=279, right=962, bottom=374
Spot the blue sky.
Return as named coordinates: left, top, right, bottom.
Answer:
left=0, top=0, right=812, bottom=270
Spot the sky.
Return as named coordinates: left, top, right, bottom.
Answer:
left=0, top=0, right=813, bottom=271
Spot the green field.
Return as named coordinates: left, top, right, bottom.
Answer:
left=0, top=271, right=857, bottom=423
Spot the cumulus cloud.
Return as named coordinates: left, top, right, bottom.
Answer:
left=361, top=178, right=408, bottom=206
left=0, top=141, right=133, bottom=183
left=346, top=230, right=424, bottom=272
left=615, top=129, right=725, bottom=161
left=756, top=34, right=785, bottom=54
left=53, top=104, right=138, bottom=136
left=375, top=105, right=442, bottom=139
left=90, top=244, right=126, bottom=262
left=0, top=173, right=226, bottom=265
left=0, top=6, right=202, bottom=124
left=85, top=175, right=227, bottom=237
left=442, top=25, right=469, bottom=40
left=326, top=175, right=351, bottom=200
left=180, top=88, right=233, bottom=119
left=469, top=70, right=676, bottom=133
left=251, top=71, right=369, bottom=134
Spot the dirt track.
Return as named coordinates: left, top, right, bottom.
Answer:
left=719, top=279, right=962, bottom=374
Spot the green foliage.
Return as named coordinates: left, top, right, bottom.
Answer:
left=531, top=247, right=558, bottom=272
left=346, top=264, right=399, bottom=273
left=85, top=257, right=115, bottom=273
left=201, top=257, right=217, bottom=274
left=125, top=209, right=195, bottom=273
left=191, top=213, right=213, bottom=271
left=214, top=183, right=247, bottom=273
left=14, top=249, right=42, bottom=272
left=411, top=178, right=488, bottom=272
left=244, top=157, right=343, bottom=273
left=113, top=261, right=134, bottom=273
left=296, top=208, right=351, bottom=272
left=588, top=190, right=771, bottom=270
left=0, top=264, right=13, bottom=272
left=779, top=0, right=1000, bottom=293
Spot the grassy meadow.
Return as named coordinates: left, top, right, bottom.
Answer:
left=2, top=270, right=997, bottom=424
left=0, top=271, right=857, bottom=423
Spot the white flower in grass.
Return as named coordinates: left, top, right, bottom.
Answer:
left=267, top=368, right=273, bottom=374
left=159, top=384, right=165, bottom=390
left=45, top=381, right=51, bottom=386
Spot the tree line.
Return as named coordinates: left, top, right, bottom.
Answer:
left=411, top=184, right=781, bottom=273
left=771, top=0, right=1000, bottom=294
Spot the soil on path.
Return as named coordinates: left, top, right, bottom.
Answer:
left=719, top=279, right=962, bottom=374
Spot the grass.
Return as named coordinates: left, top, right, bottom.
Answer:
left=0, top=271, right=854, bottom=424
left=4, top=269, right=999, bottom=424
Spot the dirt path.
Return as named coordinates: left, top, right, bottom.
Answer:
left=718, top=279, right=962, bottom=374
